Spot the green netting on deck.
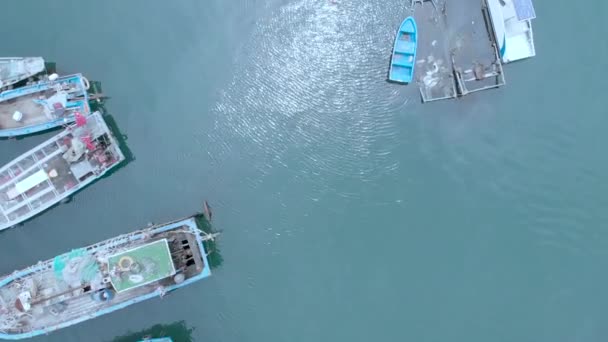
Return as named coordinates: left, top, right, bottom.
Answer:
left=53, top=248, right=100, bottom=285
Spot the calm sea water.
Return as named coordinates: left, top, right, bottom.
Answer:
left=1, top=0, right=608, bottom=341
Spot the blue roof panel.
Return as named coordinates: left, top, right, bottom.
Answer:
left=513, top=0, right=536, bottom=20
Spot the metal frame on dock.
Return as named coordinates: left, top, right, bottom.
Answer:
left=452, top=44, right=505, bottom=98
left=412, top=0, right=506, bottom=103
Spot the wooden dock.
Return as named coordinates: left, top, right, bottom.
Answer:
left=411, top=0, right=505, bottom=102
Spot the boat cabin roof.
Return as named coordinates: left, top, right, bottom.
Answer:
left=108, top=239, right=176, bottom=293
left=512, top=0, right=536, bottom=21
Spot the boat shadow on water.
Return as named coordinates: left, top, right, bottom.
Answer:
left=194, top=211, right=223, bottom=270
left=108, top=320, right=194, bottom=342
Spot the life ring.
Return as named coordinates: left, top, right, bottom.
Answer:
left=118, top=256, right=134, bottom=271
left=82, top=76, right=90, bottom=90
left=92, top=288, right=114, bottom=302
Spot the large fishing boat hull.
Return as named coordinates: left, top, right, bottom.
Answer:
left=0, top=111, right=125, bottom=230
left=0, top=74, right=90, bottom=137
left=388, top=17, right=418, bottom=84
left=0, top=58, right=45, bottom=89
left=0, top=215, right=214, bottom=339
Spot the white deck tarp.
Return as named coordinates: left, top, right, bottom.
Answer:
left=15, top=170, right=48, bottom=194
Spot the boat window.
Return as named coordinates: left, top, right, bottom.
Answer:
left=0, top=171, right=12, bottom=187
left=10, top=165, right=22, bottom=176
left=7, top=204, right=31, bottom=221
left=17, top=156, right=36, bottom=174
left=77, top=171, right=94, bottom=182
left=38, top=190, right=57, bottom=207
left=1, top=192, right=25, bottom=211
left=35, top=151, right=46, bottom=161
left=42, top=143, right=60, bottom=156
left=30, top=197, right=43, bottom=209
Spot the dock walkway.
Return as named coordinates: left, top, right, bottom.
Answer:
left=412, top=0, right=505, bottom=102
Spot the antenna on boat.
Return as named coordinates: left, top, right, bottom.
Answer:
left=201, top=232, right=220, bottom=242
left=203, top=200, right=213, bottom=222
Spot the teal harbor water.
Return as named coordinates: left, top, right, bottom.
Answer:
left=1, top=0, right=608, bottom=341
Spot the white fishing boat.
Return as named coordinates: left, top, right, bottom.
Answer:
left=485, top=0, right=536, bottom=63
left=0, top=111, right=125, bottom=230
left=0, top=73, right=91, bottom=137
left=0, top=58, right=46, bottom=89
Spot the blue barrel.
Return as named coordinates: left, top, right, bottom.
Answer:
left=92, top=288, right=115, bottom=302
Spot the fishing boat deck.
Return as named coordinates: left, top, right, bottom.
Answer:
left=0, top=74, right=89, bottom=135
left=0, top=90, right=58, bottom=129
left=0, top=112, right=124, bottom=229
left=413, top=0, right=505, bottom=102
left=0, top=57, right=45, bottom=88
left=413, top=1, right=457, bottom=101
left=0, top=218, right=210, bottom=336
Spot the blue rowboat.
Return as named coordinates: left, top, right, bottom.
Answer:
left=388, top=17, right=418, bottom=84
left=0, top=74, right=90, bottom=138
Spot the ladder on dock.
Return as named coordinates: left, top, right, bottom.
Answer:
left=452, top=47, right=505, bottom=97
